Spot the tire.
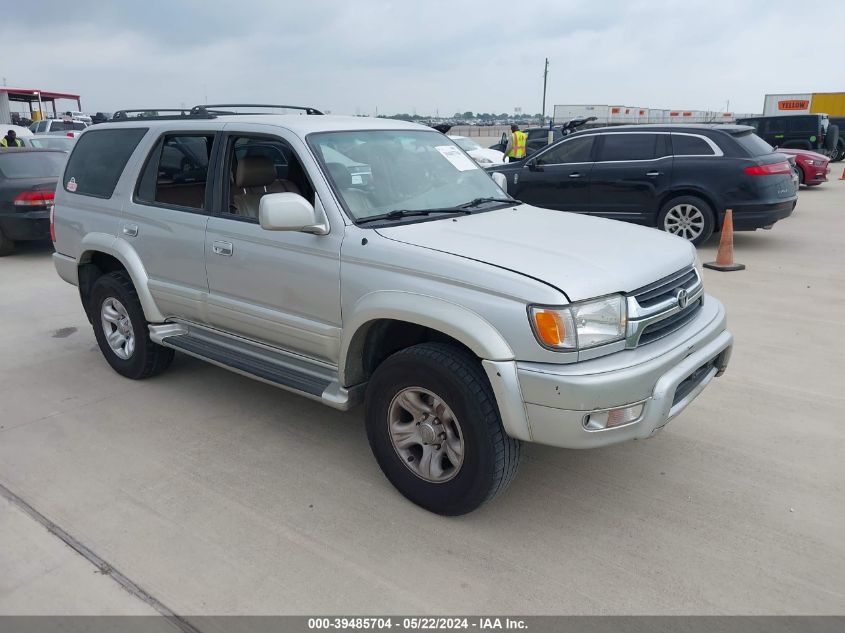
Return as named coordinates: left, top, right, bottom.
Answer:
left=0, top=228, right=14, bottom=256
left=90, top=271, right=174, bottom=380
left=833, top=138, right=845, bottom=162
left=657, top=196, right=715, bottom=247
left=793, top=164, right=804, bottom=186
left=365, top=343, right=521, bottom=516
left=823, top=124, right=839, bottom=152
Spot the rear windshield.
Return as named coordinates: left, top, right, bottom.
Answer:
left=0, top=152, right=66, bottom=179
left=49, top=120, right=87, bottom=131
left=732, top=131, right=773, bottom=156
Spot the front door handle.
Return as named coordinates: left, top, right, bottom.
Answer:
left=646, top=171, right=661, bottom=177
left=568, top=172, right=582, bottom=178
left=122, top=223, right=138, bottom=237
left=212, top=240, right=233, bottom=256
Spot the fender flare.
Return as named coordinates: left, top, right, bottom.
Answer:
left=79, top=233, right=165, bottom=322
left=340, top=290, right=514, bottom=385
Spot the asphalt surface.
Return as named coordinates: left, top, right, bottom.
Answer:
left=1, top=174, right=843, bottom=615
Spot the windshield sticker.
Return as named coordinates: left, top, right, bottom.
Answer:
left=435, top=145, right=478, bottom=171
left=66, top=177, right=78, bottom=192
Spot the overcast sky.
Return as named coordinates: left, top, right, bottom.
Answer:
left=1, top=0, right=840, bottom=116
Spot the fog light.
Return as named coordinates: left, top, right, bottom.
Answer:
left=584, top=403, right=644, bottom=431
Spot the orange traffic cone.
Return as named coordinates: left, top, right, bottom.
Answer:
left=704, top=209, right=745, bottom=272
left=840, top=167, right=845, bottom=180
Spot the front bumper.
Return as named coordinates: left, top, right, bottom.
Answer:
left=484, top=296, right=732, bottom=449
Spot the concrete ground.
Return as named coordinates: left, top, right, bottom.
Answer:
left=1, top=174, right=844, bottom=616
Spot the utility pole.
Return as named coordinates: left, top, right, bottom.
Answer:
left=541, top=58, right=549, bottom=122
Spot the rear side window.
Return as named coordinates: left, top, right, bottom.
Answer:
left=598, top=134, right=658, bottom=161
left=671, top=135, right=715, bottom=156
left=0, top=152, right=66, bottom=179
left=732, top=132, right=774, bottom=156
left=136, top=134, right=214, bottom=210
left=63, top=128, right=147, bottom=198
left=535, top=135, right=594, bottom=165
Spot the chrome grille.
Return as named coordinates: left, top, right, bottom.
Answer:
left=625, top=267, right=703, bottom=348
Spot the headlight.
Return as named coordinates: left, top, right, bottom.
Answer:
left=529, top=295, right=627, bottom=350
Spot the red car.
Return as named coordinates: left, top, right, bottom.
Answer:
left=778, top=148, right=830, bottom=187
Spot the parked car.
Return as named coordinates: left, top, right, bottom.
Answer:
left=27, top=136, right=76, bottom=152
left=735, top=114, right=840, bottom=161
left=448, top=135, right=505, bottom=165
left=29, top=119, right=88, bottom=136
left=52, top=107, right=732, bottom=515
left=490, top=126, right=564, bottom=157
left=486, top=124, right=797, bottom=245
left=777, top=148, right=830, bottom=186
left=0, top=148, right=67, bottom=255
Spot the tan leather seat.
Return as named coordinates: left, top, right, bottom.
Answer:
left=232, top=155, right=301, bottom=218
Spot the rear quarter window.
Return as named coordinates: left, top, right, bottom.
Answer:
left=63, top=128, right=148, bottom=198
left=671, top=134, right=715, bottom=156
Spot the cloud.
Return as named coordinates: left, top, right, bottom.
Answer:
left=1, top=0, right=839, bottom=116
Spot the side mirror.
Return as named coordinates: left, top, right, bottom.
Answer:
left=491, top=172, right=507, bottom=190
left=259, top=193, right=327, bottom=235
left=527, top=160, right=542, bottom=172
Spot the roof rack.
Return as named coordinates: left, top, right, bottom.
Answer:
left=108, top=103, right=323, bottom=122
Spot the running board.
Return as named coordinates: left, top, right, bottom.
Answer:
left=149, top=323, right=362, bottom=410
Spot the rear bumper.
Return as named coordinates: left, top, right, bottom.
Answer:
left=0, top=210, right=50, bottom=241
left=53, top=252, right=79, bottom=285
left=729, top=200, right=795, bottom=230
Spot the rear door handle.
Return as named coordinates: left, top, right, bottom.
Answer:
left=568, top=172, right=582, bottom=178
left=212, top=240, right=233, bottom=256
left=122, top=223, right=138, bottom=237
left=646, top=171, right=661, bottom=177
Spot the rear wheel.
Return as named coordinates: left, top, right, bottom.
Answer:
left=365, top=343, right=521, bottom=515
left=657, top=196, right=715, bottom=246
left=90, top=272, right=174, bottom=379
left=833, top=138, right=845, bottom=162
left=0, top=228, right=14, bottom=256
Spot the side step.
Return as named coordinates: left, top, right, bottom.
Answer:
left=150, top=323, right=362, bottom=410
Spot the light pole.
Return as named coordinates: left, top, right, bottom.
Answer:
left=33, top=91, right=43, bottom=121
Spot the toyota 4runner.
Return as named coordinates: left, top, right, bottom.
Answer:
left=52, top=105, right=733, bottom=515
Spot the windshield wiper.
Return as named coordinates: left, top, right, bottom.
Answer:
left=357, top=208, right=472, bottom=224
left=458, top=196, right=517, bottom=209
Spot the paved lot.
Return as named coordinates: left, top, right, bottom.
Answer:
left=1, top=175, right=844, bottom=615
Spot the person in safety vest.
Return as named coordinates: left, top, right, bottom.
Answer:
left=504, top=124, right=527, bottom=162
left=1, top=130, right=23, bottom=148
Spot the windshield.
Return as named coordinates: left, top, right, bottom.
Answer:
left=309, top=130, right=506, bottom=221
left=452, top=137, right=481, bottom=151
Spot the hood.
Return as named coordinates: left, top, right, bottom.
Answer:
left=468, top=148, right=505, bottom=164
left=375, top=205, right=695, bottom=302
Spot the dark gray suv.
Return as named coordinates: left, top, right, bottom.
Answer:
left=487, top=124, right=798, bottom=245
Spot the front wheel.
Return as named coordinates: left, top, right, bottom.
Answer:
left=365, top=343, right=521, bottom=515
left=657, top=196, right=715, bottom=246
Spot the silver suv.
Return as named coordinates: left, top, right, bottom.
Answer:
left=52, top=104, right=733, bottom=515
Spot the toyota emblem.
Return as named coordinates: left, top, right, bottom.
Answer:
left=676, top=289, right=689, bottom=309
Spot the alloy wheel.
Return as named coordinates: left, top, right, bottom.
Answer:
left=100, top=297, right=135, bottom=360
left=663, top=204, right=705, bottom=242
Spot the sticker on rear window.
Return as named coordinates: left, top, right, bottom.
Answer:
left=435, top=145, right=478, bottom=171
left=66, top=177, right=78, bottom=192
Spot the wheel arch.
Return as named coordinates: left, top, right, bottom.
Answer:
left=340, top=292, right=514, bottom=387
left=77, top=234, right=164, bottom=323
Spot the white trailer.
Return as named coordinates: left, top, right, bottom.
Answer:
left=763, top=93, right=813, bottom=116
left=553, top=104, right=610, bottom=124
